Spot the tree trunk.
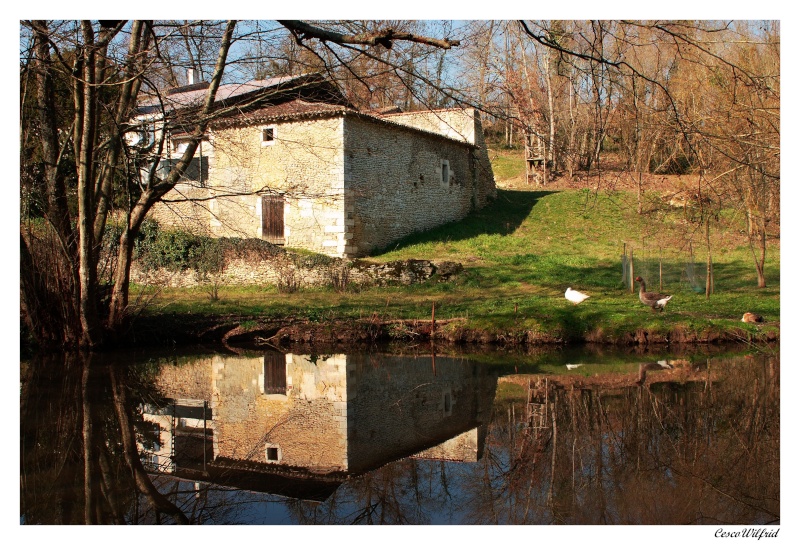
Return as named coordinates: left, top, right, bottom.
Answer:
left=76, top=21, right=101, bottom=347
left=108, top=21, right=237, bottom=332
left=545, top=48, right=555, bottom=184
left=567, top=70, right=576, bottom=179
left=745, top=183, right=768, bottom=288
left=747, top=209, right=768, bottom=288
left=82, top=356, right=95, bottom=523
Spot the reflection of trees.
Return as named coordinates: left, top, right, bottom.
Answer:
left=21, top=351, right=778, bottom=525
left=476, top=354, right=780, bottom=524
left=21, top=353, right=269, bottom=524
left=20, top=352, right=191, bottom=523
left=287, top=458, right=462, bottom=524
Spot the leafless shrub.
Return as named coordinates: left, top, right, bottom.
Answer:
left=273, top=254, right=302, bottom=293
left=328, top=260, right=353, bottom=293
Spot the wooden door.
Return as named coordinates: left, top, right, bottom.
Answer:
left=261, top=195, right=284, bottom=244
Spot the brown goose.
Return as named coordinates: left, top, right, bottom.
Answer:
left=742, top=312, right=763, bottom=323
left=634, top=276, right=672, bottom=312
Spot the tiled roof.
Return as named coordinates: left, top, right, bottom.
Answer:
left=210, top=99, right=352, bottom=129
left=137, top=74, right=320, bottom=115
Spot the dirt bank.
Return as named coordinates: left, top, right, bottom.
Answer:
left=124, top=312, right=778, bottom=351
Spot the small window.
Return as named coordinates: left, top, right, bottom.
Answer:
left=261, top=126, right=276, bottom=146
left=265, top=443, right=281, bottom=463
left=440, top=159, right=450, bottom=185
left=443, top=390, right=453, bottom=416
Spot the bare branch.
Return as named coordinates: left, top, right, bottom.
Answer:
left=278, top=20, right=460, bottom=50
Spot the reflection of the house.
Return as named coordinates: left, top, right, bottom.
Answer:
left=139, top=353, right=497, bottom=501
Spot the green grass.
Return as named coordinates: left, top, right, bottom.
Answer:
left=136, top=187, right=779, bottom=344
left=489, top=148, right=527, bottom=181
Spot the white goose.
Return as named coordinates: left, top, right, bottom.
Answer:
left=565, top=287, right=590, bottom=305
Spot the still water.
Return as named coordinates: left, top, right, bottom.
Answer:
left=20, top=344, right=779, bottom=525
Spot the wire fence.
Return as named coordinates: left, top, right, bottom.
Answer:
left=621, top=242, right=708, bottom=295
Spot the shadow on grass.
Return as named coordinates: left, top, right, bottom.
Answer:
left=370, top=189, right=556, bottom=256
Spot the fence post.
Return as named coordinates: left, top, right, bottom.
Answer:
left=629, top=248, right=635, bottom=293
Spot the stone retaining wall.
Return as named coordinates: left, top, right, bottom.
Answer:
left=130, top=255, right=463, bottom=290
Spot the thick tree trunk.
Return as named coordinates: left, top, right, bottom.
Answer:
left=31, top=22, right=74, bottom=246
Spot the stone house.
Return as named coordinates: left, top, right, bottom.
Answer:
left=136, top=73, right=495, bottom=257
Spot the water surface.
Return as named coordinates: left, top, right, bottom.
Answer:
left=20, top=344, right=779, bottom=525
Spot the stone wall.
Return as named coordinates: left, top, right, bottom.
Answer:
left=210, top=117, right=346, bottom=252
left=379, top=108, right=496, bottom=206
left=344, top=115, right=480, bottom=256
left=210, top=354, right=348, bottom=471
left=152, top=356, right=215, bottom=400
left=152, top=117, right=347, bottom=252
left=130, top=253, right=463, bottom=289
left=380, top=108, right=478, bottom=144
left=342, top=354, right=496, bottom=474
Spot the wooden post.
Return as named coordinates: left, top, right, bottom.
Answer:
left=659, top=247, right=663, bottom=291
left=629, top=248, right=635, bottom=293
left=431, top=301, right=436, bottom=337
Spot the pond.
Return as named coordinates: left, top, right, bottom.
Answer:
left=20, top=343, right=779, bottom=525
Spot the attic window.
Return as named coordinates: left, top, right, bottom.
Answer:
left=261, top=126, right=276, bottom=146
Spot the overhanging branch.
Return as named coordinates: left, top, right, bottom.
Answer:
left=277, top=20, right=460, bottom=50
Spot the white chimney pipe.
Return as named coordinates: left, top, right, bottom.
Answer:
left=187, top=68, right=195, bottom=85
